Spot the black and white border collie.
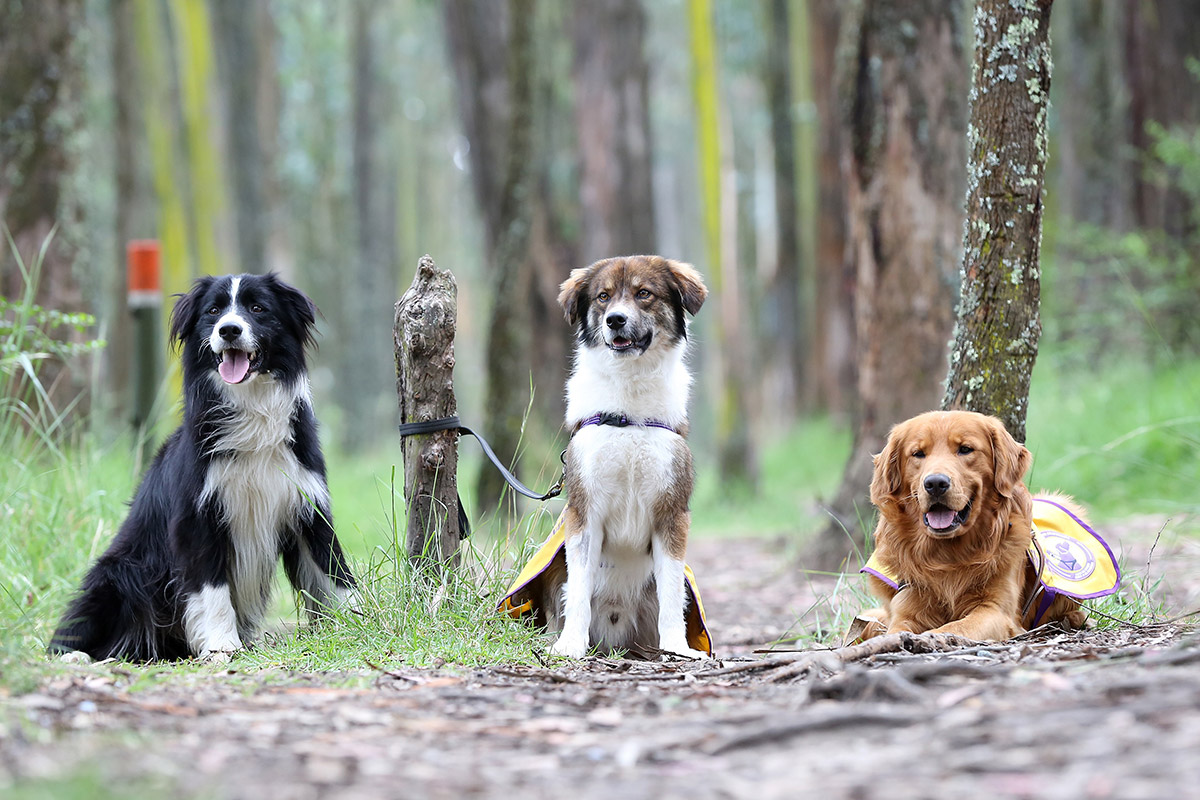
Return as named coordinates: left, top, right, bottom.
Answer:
left=549, top=255, right=709, bottom=659
left=51, top=273, right=355, bottom=662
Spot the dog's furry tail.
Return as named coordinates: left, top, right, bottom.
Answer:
left=48, top=556, right=180, bottom=662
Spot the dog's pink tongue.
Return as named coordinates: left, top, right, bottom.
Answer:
left=219, top=350, right=250, bottom=384
left=925, top=508, right=957, bottom=530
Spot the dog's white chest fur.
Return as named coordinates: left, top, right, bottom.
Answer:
left=555, top=339, right=702, bottom=656
left=199, top=376, right=328, bottom=635
left=565, top=344, right=691, bottom=431
left=565, top=341, right=690, bottom=559
left=571, top=426, right=677, bottom=551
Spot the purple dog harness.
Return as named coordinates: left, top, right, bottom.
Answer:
left=576, top=412, right=678, bottom=433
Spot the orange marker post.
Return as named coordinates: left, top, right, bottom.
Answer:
left=127, top=240, right=163, bottom=439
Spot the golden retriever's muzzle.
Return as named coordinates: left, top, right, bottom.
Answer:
left=920, top=471, right=972, bottom=536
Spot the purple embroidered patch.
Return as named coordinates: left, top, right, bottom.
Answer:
left=1040, top=531, right=1097, bottom=582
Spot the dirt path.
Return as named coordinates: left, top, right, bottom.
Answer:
left=4, top=518, right=1199, bottom=799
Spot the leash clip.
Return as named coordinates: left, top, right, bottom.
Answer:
left=545, top=470, right=565, bottom=500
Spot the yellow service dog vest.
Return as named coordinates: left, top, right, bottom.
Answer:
left=862, top=497, right=1120, bottom=626
left=499, top=508, right=713, bottom=656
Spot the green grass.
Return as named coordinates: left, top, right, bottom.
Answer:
left=1026, top=356, right=1200, bottom=518
left=6, top=354, right=1196, bottom=688
left=5, top=771, right=174, bottom=800
left=690, top=415, right=851, bottom=538
left=0, top=426, right=559, bottom=688
left=2, top=229, right=1197, bottom=689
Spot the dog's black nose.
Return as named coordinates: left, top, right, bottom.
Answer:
left=924, top=473, right=951, bottom=496
left=219, top=323, right=242, bottom=342
left=605, top=312, right=627, bottom=330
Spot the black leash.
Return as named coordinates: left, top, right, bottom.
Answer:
left=398, top=416, right=565, bottom=537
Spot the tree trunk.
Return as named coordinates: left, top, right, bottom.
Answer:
left=0, top=0, right=83, bottom=304
left=689, top=0, right=757, bottom=491
left=1053, top=2, right=1130, bottom=232
left=806, top=0, right=854, bottom=415
left=0, top=0, right=88, bottom=409
left=165, top=0, right=228, bottom=282
left=338, top=0, right=398, bottom=453
left=571, top=0, right=657, bottom=261
left=210, top=0, right=271, bottom=274
left=109, top=0, right=156, bottom=423
left=807, top=0, right=967, bottom=569
left=476, top=0, right=537, bottom=516
left=442, top=0, right=511, bottom=256
left=395, top=256, right=461, bottom=569
left=1123, top=0, right=1200, bottom=238
left=444, top=0, right=572, bottom=513
left=762, top=0, right=804, bottom=420
left=131, top=0, right=193, bottom=298
left=942, top=0, right=1054, bottom=444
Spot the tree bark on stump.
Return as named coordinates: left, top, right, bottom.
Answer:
left=395, top=256, right=461, bottom=570
left=942, top=0, right=1054, bottom=443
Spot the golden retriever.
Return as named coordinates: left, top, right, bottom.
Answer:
left=860, top=410, right=1087, bottom=641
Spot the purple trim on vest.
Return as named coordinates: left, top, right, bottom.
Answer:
left=861, top=565, right=903, bottom=590
left=577, top=413, right=677, bottom=433
left=1032, top=497, right=1122, bottom=599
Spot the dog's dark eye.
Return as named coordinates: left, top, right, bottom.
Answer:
left=207, top=305, right=220, bottom=315
left=596, top=292, right=610, bottom=303
left=912, top=450, right=926, bottom=459
left=636, top=289, right=652, bottom=300
left=250, top=304, right=264, bottom=314
left=958, top=444, right=974, bottom=455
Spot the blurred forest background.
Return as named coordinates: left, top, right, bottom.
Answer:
left=2, top=0, right=1199, bottom=555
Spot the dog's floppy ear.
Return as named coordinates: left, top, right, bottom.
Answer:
left=268, top=273, right=319, bottom=349
left=665, top=259, right=708, bottom=316
left=557, top=266, right=592, bottom=326
left=169, top=276, right=216, bottom=348
left=989, top=418, right=1031, bottom=500
left=869, top=423, right=908, bottom=508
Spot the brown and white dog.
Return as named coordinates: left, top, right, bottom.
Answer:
left=547, top=255, right=709, bottom=659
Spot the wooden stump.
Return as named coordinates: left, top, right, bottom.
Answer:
left=394, top=255, right=460, bottom=570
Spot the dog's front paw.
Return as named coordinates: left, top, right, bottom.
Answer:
left=57, top=650, right=93, bottom=665
left=196, top=635, right=242, bottom=663
left=550, top=634, right=590, bottom=659
left=198, top=648, right=237, bottom=665
left=337, top=587, right=363, bottom=613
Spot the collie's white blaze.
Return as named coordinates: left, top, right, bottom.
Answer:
left=201, top=376, right=329, bottom=640
left=208, top=276, right=258, bottom=355
left=183, top=584, right=242, bottom=656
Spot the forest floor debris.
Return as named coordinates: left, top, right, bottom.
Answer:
left=2, top=517, right=1198, bottom=799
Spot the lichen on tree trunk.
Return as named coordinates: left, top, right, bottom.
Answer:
left=942, top=0, right=1054, bottom=443
left=395, top=256, right=461, bottom=570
